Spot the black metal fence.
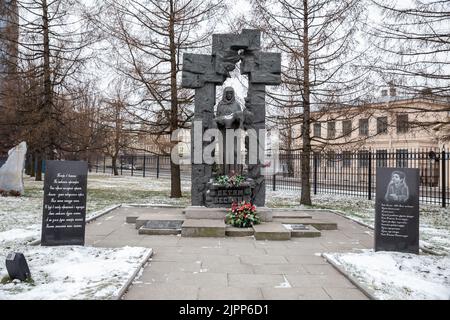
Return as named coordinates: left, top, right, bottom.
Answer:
left=266, top=148, right=449, bottom=207
left=92, top=149, right=449, bottom=207
left=91, top=154, right=191, bottom=180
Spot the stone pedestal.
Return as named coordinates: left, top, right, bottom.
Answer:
left=183, top=206, right=273, bottom=222
left=205, top=183, right=252, bottom=208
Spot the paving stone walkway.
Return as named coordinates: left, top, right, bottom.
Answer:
left=85, top=207, right=373, bottom=300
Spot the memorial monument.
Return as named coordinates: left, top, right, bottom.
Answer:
left=0, top=141, right=27, bottom=195
left=182, top=29, right=281, bottom=208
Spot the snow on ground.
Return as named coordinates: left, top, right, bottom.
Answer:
left=0, top=246, right=151, bottom=300
left=0, top=174, right=190, bottom=244
left=310, top=192, right=450, bottom=255
left=324, top=250, right=450, bottom=300
left=2, top=175, right=447, bottom=253
left=266, top=189, right=307, bottom=208
left=0, top=174, right=157, bottom=300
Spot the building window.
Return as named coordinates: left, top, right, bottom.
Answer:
left=396, top=149, right=408, bottom=168
left=327, top=121, right=336, bottom=139
left=377, top=116, right=388, bottom=134
left=359, top=118, right=369, bottom=136
left=358, top=150, right=369, bottom=168
left=313, top=123, right=321, bottom=138
left=342, top=120, right=352, bottom=137
left=326, top=151, right=335, bottom=167
left=376, top=150, right=387, bottom=167
left=397, top=114, right=409, bottom=133
left=343, top=151, right=352, bottom=167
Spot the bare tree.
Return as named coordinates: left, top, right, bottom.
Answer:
left=369, top=0, right=450, bottom=137
left=2, top=0, right=97, bottom=179
left=0, top=0, right=19, bottom=154
left=98, top=81, right=136, bottom=176
left=88, top=0, right=226, bottom=197
left=249, top=0, right=369, bottom=205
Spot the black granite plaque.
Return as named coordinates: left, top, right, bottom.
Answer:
left=290, top=224, right=308, bottom=230
left=375, top=167, right=419, bottom=254
left=143, top=220, right=183, bottom=230
left=41, top=161, right=88, bottom=246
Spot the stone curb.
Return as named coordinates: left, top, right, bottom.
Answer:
left=28, top=204, right=122, bottom=246
left=313, top=208, right=445, bottom=256
left=122, top=203, right=186, bottom=208
left=321, top=253, right=377, bottom=300
left=86, top=204, right=122, bottom=223
left=113, top=248, right=153, bottom=300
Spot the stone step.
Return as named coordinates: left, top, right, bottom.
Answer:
left=272, top=211, right=312, bottom=219
left=181, top=219, right=226, bottom=237
left=122, top=207, right=183, bottom=224
left=225, top=226, right=254, bottom=237
left=184, top=207, right=227, bottom=219
left=184, top=206, right=273, bottom=222
left=134, top=213, right=185, bottom=229
left=252, top=222, right=291, bottom=241
left=283, top=224, right=321, bottom=238
left=273, top=218, right=337, bottom=230
left=138, top=220, right=183, bottom=235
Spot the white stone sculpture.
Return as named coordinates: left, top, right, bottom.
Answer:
left=0, top=141, right=27, bottom=195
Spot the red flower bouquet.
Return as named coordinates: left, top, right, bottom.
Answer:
left=225, top=201, right=260, bottom=228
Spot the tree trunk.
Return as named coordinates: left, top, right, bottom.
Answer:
left=300, top=0, right=312, bottom=205
left=25, top=154, right=31, bottom=176
left=30, top=154, right=36, bottom=177
left=168, top=0, right=181, bottom=198
left=112, top=155, right=119, bottom=176
left=287, top=126, right=294, bottom=175
left=42, top=0, right=54, bottom=158
left=35, top=153, right=43, bottom=181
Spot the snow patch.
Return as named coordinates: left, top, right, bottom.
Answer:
left=324, top=250, right=450, bottom=300
left=0, top=246, right=151, bottom=300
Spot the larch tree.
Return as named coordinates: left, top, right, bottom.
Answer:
left=370, top=0, right=450, bottom=138
left=249, top=0, right=369, bottom=205
left=89, top=0, right=226, bottom=197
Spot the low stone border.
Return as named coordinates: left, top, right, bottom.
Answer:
left=310, top=208, right=445, bottom=256
left=321, top=253, right=377, bottom=300
left=86, top=204, right=122, bottom=223
left=113, top=248, right=153, bottom=300
left=122, top=203, right=186, bottom=208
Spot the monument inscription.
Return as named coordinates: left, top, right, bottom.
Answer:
left=41, top=160, right=88, bottom=246
left=375, top=167, right=419, bottom=254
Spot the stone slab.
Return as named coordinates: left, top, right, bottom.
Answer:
left=225, top=226, right=254, bottom=237
left=126, top=216, right=139, bottom=224
left=184, top=206, right=227, bottom=219
left=252, top=222, right=291, bottom=241
left=181, top=219, right=226, bottom=237
left=284, top=224, right=321, bottom=238
left=135, top=213, right=186, bottom=229
left=273, top=218, right=337, bottom=230
left=228, top=274, right=286, bottom=288
left=184, top=206, right=273, bottom=222
left=272, top=211, right=312, bottom=219
left=138, top=227, right=181, bottom=236
left=256, top=207, right=273, bottom=222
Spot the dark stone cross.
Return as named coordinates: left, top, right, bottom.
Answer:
left=182, top=29, right=281, bottom=207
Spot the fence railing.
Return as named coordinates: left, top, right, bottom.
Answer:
left=90, top=149, right=449, bottom=207
left=266, top=149, right=449, bottom=207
